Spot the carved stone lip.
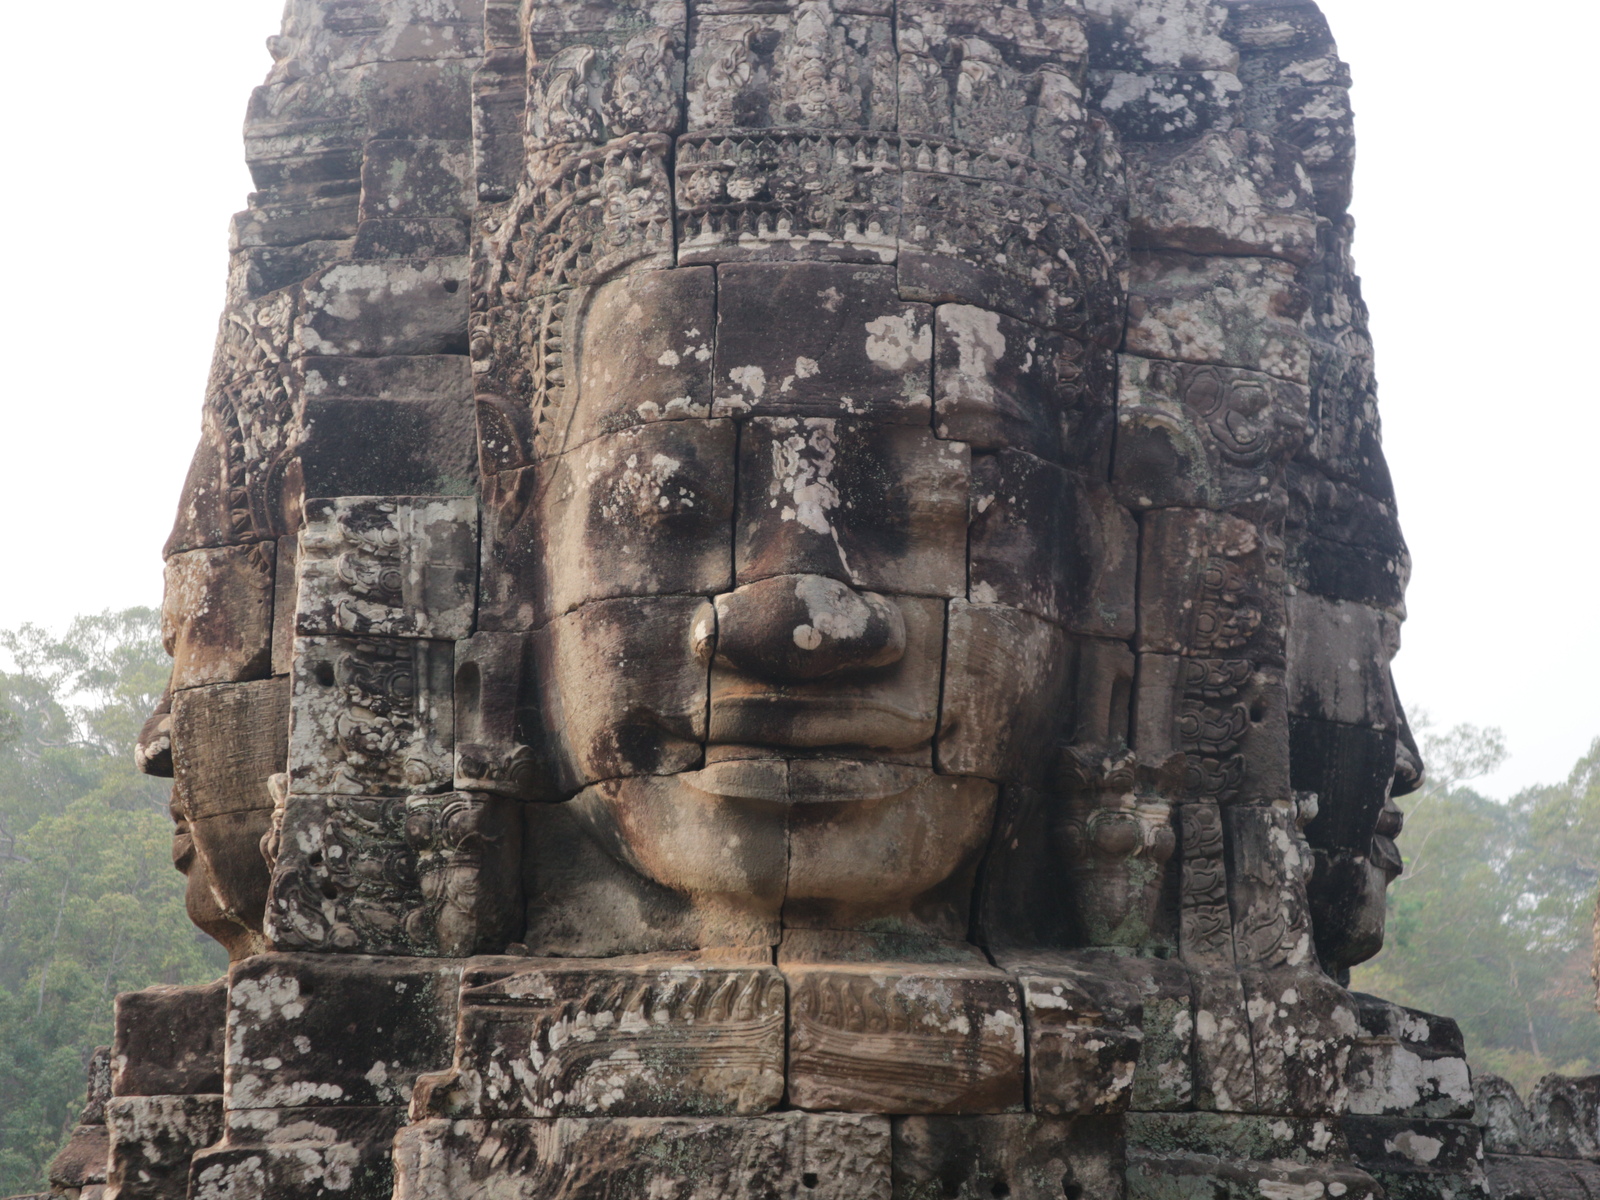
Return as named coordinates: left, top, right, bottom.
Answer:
left=679, top=759, right=930, bottom=805
left=707, top=696, right=935, bottom=749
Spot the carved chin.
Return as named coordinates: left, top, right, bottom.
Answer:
left=566, top=766, right=997, bottom=923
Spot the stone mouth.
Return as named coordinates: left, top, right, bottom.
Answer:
left=707, top=696, right=934, bottom=750
left=679, top=758, right=930, bottom=804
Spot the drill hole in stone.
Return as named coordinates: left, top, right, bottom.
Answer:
left=314, top=661, right=336, bottom=687
left=1062, top=1177, right=1083, bottom=1200
left=802, top=1174, right=819, bottom=1189
left=991, top=1182, right=1011, bottom=1198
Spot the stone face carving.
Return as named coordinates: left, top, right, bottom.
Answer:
left=121, top=0, right=1510, bottom=1196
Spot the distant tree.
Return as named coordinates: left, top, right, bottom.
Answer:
left=0, top=610, right=226, bottom=1196
left=1353, top=717, right=1600, bottom=1093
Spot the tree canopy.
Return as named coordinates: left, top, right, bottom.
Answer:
left=1353, top=720, right=1600, bottom=1092
left=0, top=610, right=225, bottom=1196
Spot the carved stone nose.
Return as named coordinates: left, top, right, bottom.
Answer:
left=703, top=574, right=906, bottom=682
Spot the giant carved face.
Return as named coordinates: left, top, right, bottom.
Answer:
left=480, top=257, right=1133, bottom=951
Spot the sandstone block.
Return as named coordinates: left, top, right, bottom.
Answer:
left=105, top=1094, right=223, bottom=1200
left=265, top=794, right=418, bottom=955
left=193, top=1106, right=405, bottom=1200
left=353, top=217, right=468, bottom=259
left=225, top=954, right=461, bottom=1110
left=435, top=956, right=786, bottom=1117
left=297, top=396, right=477, bottom=499
left=736, top=419, right=969, bottom=598
left=1286, top=466, right=1409, bottom=613
left=1286, top=592, right=1398, bottom=729
left=1135, top=656, right=1291, bottom=806
left=1348, top=994, right=1475, bottom=1121
left=938, top=600, right=1074, bottom=785
left=1125, top=252, right=1310, bottom=384
left=1290, top=717, right=1396, bottom=854
left=1137, top=508, right=1287, bottom=665
left=686, top=11, right=896, bottom=132
left=296, top=497, right=478, bottom=640
left=187, top=809, right=275, bottom=951
left=784, top=960, right=1025, bottom=1114
left=1242, top=967, right=1357, bottom=1116
left=524, top=0, right=686, bottom=148
left=1084, top=0, right=1237, bottom=73
left=453, top=632, right=541, bottom=798
left=1343, top=1117, right=1489, bottom=1200
left=893, top=1114, right=1125, bottom=1200
left=392, top=1113, right=892, bottom=1200
left=296, top=257, right=469, bottom=357
left=1088, top=70, right=1242, bottom=144
left=900, top=170, right=1123, bottom=340
left=288, top=637, right=454, bottom=796
left=1483, top=1155, right=1600, bottom=1200
left=532, top=597, right=711, bottom=790
left=1224, top=802, right=1316, bottom=968
left=1127, top=1111, right=1351, bottom=1165
left=532, top=420, right=736, bottom=622
left=172, top=678, right=289, bottom=820
left=1008, top=957, right=1144, bottom=1115
left=933, top=305, right=1111, bottom=467
left=675, top=128, right=900, bottom=265
left=113, top=981, right=227, bottom=1097
left=1126, top=1153, right=1381, bottom=1200
left=1475, top=1075, right=1531, bottom=1155
left=1114, top=355, right=1307, bottom=511
left=1188, top=966, right=1256, bottom=1113
left=162, top=544, right=275, bottom=691
left=713, top=263, right=932, bottom=422
left=359, top=139, right=473, bottom=221
left=969, top=452, right=1136, bottom=638
left=1128, top=130, right=1317, bottom=263
left=556, top=267, right=717, bottom=452
left=48, top=1122, right=109, bottom=1190
left=1526, top=1076, right=1600, bottom=1159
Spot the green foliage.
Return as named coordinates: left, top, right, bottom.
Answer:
left=1353, top=719, right=1600, bottom=1095
left=0, top=610, right=226, bottom=1196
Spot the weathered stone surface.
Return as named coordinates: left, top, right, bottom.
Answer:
left=532, top=597, right=710, bottom=790
left=424, top=955, right=786, bottom=1117
left=1006, top=956, right=1145, bottom=1115
left=711, top=594, right=943, bottom=756
left=48, top=1121, right=109, bottom=1190
left=933, top=306, right=1112, bottom=468
left=296, top=258, right=469, bottom=357
left=193, top=1106, right=405, bottom=1200
left=532, top=421, right=736, bottom=621
left=1127, top=130, right=1317, bottom=262
left=225, top=954, right=461, bottom=1110
left=1475, top=1075, right=1532, bottom=1155
left=686, top=10, right=896, bottom=132
left=112, top=982, right=227, bottom=1098
left=1114, top=355, right=1307, bottom=511
left=1125, top=252, right=1311, bottom=384
left=969, top=452, right=1136, bottom=638
left=163, top=544, right=276, bottom=690
left=393, top=1113, right=892, bottom=1200
left=713, top=263, right=932, bottom=421
left=1483, top=1154, right=1600, bottom=1200
left=1344, top=1117, right=1490, bottom=1200
left=1286, top=592, right=1398, bottom=729
left=1137, top=508, right=1287, bottom=665
left=1088, top=70, right=1242, bottom=144
left=784, top=959, right=1025, bottom=1114
left=1525, top=1076, right=1600, bottom=1159
left=736, top=418, right=969, bottom=597
left=105, top=1094, right=223, bottom=1200
left=288, top=636, right=454, bottom=796
left=298, top=389, right=477, bottom=504
left=1127, top=1110, right=1350, bottom=1165
left=893, top=1114, right=1126, bottom=1200
left=172, top=678, right=289, bottom=820
left=1349, top=993, right=1475, bottom=1121
left=1240, top=966, right=1355, bottom=1116
left=296, top=496, right=478, bottom=639
left=938, top=601, right=1074, bottom=784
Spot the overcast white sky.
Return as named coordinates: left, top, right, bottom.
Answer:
left=0, top=1, right=1593, bottom=797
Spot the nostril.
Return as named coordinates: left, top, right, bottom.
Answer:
left=712, top=574, right=906, bottom=682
